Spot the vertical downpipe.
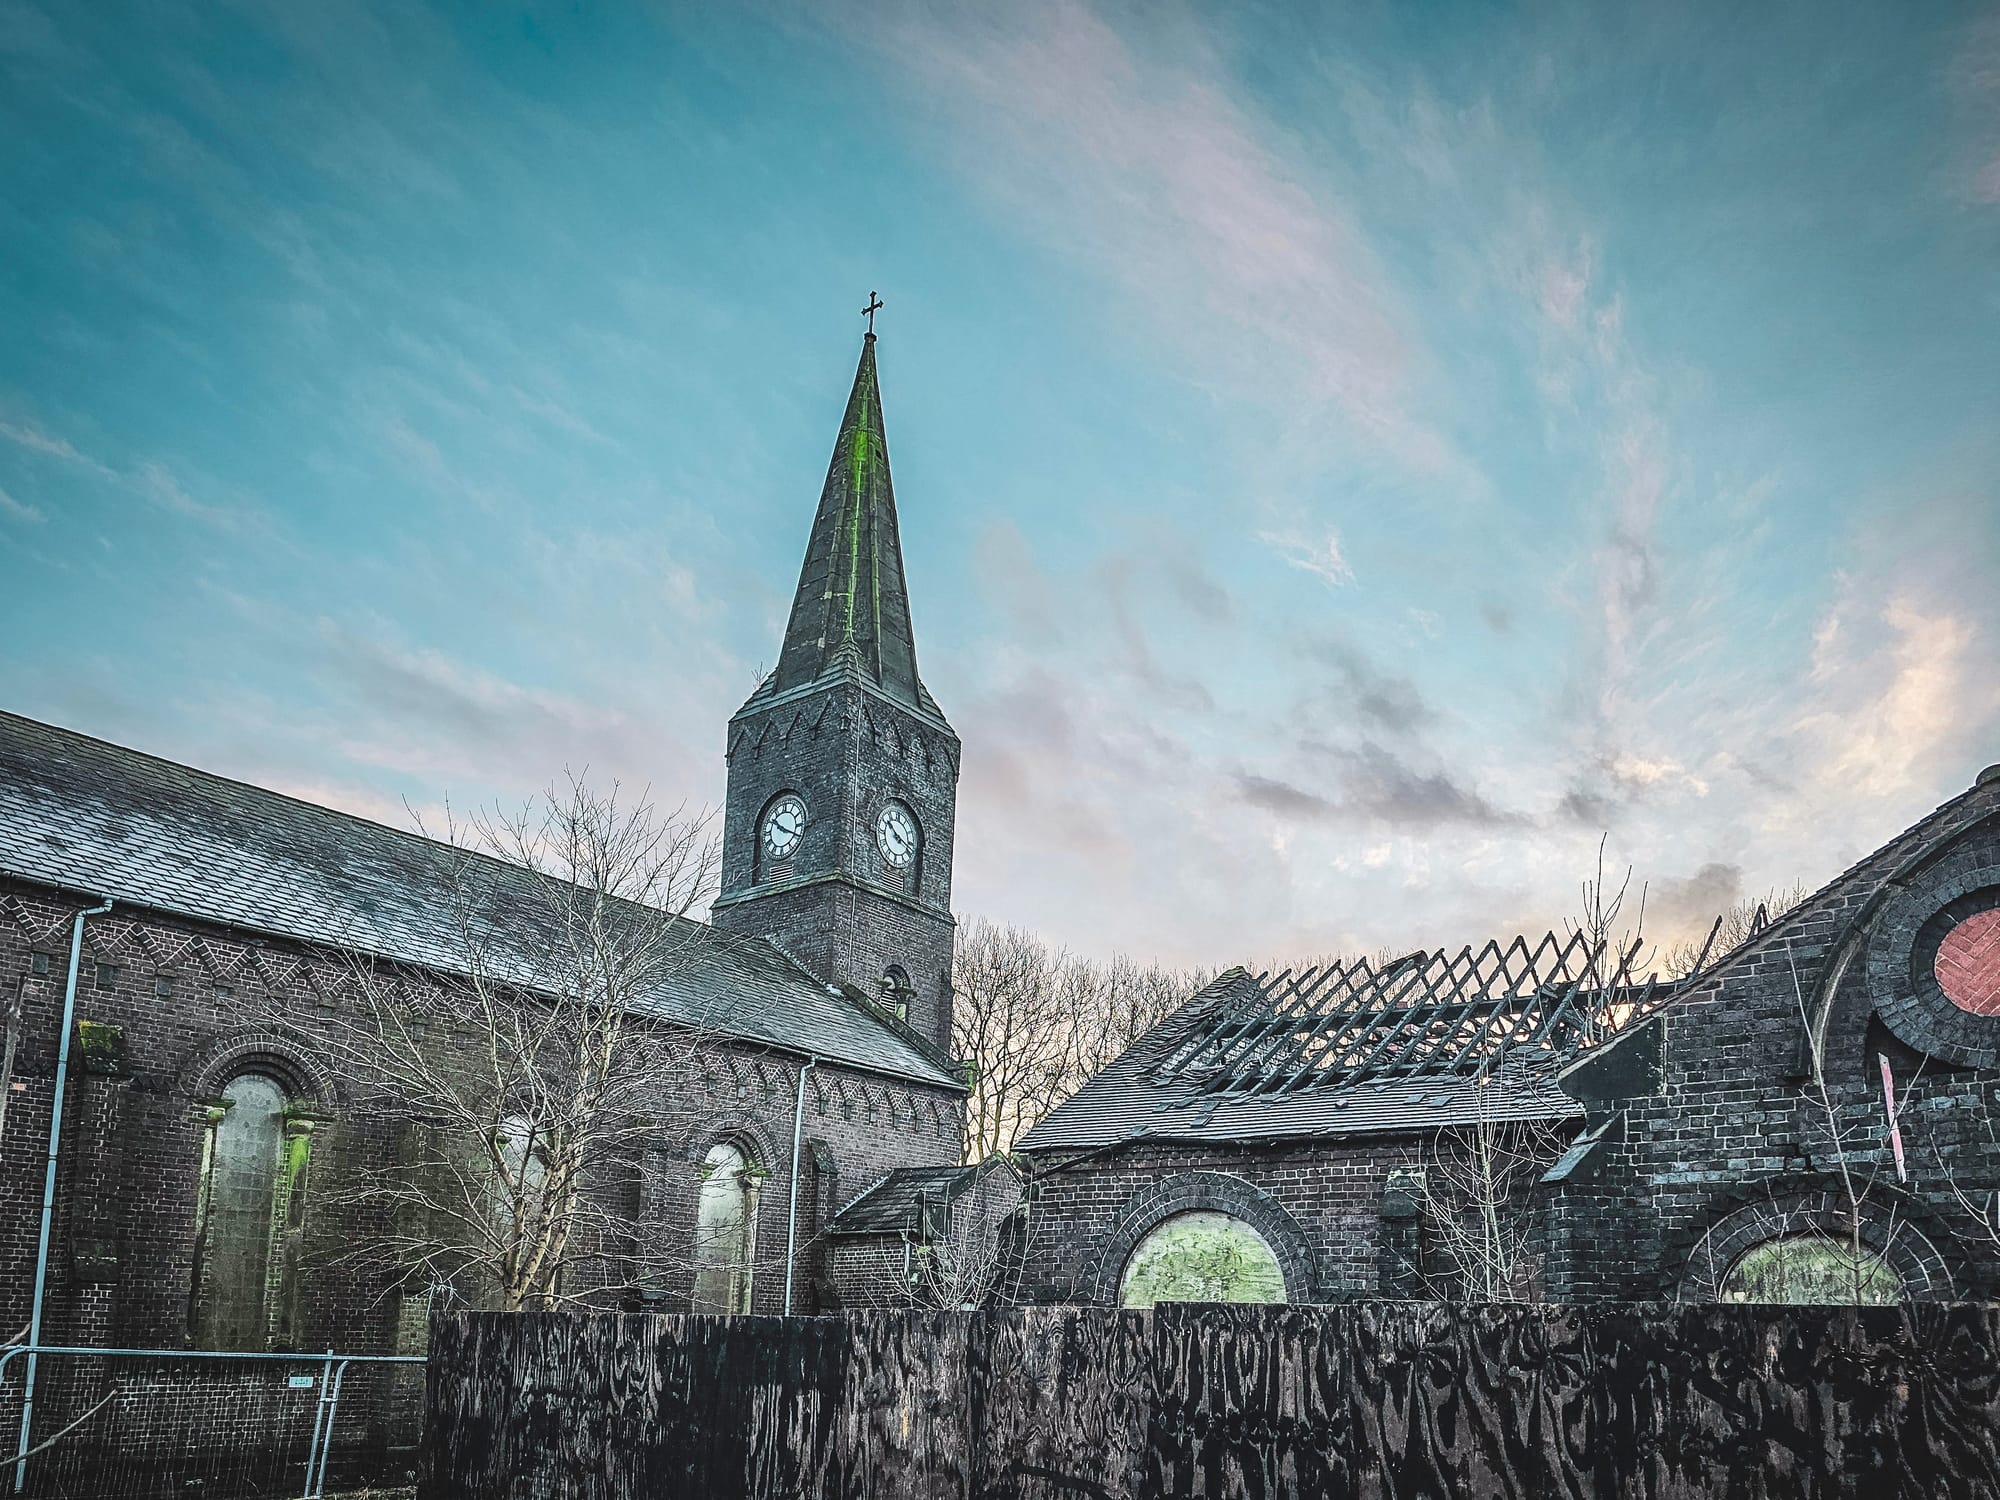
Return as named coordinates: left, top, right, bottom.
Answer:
left=14, top=895, right=113, bottom=1492
left=783, top=1057, right=819, bottom=1315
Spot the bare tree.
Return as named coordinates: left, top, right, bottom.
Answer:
left=1415, top=1101, right=1569, bottom=1301
left=953, top=921, right=1071, bottom=1164
left=1685, top=940, right=1913, bottom=1306
left=1661, top=881, right=1808, bottom=979
left=1928, top=1078, right=2000, bottom=1263
left=229, top=776, right=726, bottom=1312
left=1566, top=834, right=1655, bottom=1041
left=952, top=920, right=1207, bottom=1161
left=905, top=1164, right=1025, bottom=1310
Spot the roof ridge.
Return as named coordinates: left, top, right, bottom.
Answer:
left=0, top=708, right=962, bottom=1089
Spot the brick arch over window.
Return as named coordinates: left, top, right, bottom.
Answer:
left=1086, top=1172, right=1324, bottom=1306
left=1678, top=1184, right=1960, bottom=1303
left=181, top=1031, right=338, bottom=1110
left=680, top=1116, right=780, bottom=1173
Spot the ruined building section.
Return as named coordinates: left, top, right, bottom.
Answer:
left=1543, top=763, right=2000, bottom=1303
left=710, top=332, right=963, bottom=1061
left=819, top=1158, right=1023, bottom=1309
left=1008, top=939, right=1661, bottom=1305
left=1008, top=765, right=2000, bottom=1308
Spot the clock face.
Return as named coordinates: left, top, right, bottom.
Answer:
left=760, top=794, right=807, bottom=862
left=876, top=802, right=918, bottom=869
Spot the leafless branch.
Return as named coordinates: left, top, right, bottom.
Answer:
left=222, top=774, right=753, bottom=1310
left=952, top=919, right=1207, bottom=1160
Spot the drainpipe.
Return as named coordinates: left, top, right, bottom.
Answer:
left=783, top=1056, right=819, bottom=1315
left=15, top=895, right=112, bottom=1489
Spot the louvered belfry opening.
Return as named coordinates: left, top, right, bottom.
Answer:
left=1154, top=924, right=1718, bottom=1099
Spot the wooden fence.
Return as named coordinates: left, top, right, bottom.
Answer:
left=424, top=1302, right=2000, bottom=1499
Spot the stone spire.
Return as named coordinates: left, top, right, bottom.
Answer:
left=765, top=333, right=934, bottom=714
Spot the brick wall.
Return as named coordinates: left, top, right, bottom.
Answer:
left=1011, top=1134, right=1544, bottom=1306
left=1011, top=773, right=2000, bottom=1308
left=0, top=880, right=965, bottom=1355
left=1545, top=775, right=2000, bottom=1303
left=714, top=679, right=960, bottom=1053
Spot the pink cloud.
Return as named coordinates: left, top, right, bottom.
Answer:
left=846, top=1, right=1456, bottom=479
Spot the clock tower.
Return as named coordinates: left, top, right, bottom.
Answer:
left=709, top=329, right=961, bottom=1056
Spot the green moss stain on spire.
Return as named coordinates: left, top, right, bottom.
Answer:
left=842, top=422, right=869, bottom=644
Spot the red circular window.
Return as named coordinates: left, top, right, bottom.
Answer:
left=1935, top=909, right=2000, bottom=1016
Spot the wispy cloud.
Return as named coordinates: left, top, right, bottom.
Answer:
left=0, top=416, right=116, bottom=478
left=0, top=484, right=44, bottom=525
left=1949, top=14, right=2000, bottom=204
left=0, top=413, right=279, bottom=539
left=847, top=1, right=1457, bottom=484
left=1261, top=528, right=1354, bottom=586
left=1236, top=743, right=1518, bottom=831
left=136, top=461, right=268, bottom=536
left=1797, top=594, right=1981, bottom=800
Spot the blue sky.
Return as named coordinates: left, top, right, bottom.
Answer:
left=2, top=1, right=1996, bottom=966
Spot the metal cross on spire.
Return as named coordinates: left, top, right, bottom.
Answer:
left=862, top=291, right=884, bottom=336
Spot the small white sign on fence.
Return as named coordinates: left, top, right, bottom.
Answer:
left=288, top=1374, right=316, bottom=1389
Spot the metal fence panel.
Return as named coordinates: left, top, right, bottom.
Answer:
left=0, top=1347, right=424, bottom=1500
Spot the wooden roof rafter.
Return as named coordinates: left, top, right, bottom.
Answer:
left=1157, top=920, right=1721, bottom=1100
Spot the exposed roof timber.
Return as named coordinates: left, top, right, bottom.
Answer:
left=1155, top=922, right=1722, bottom=1100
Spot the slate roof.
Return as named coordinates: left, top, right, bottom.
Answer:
left=738, top=334, right=948, bottom=726
left=1019, top=932, right=1694, bottom=1152
left=827, top=1159, right=1014, bottom=1235
left=0, top=710, right=962, bottom=1090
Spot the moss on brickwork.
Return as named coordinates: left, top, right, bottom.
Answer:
left=74, top=1018, right=126, bottom=1076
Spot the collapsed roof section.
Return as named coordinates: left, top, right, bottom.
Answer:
left=1020, top=925, right=1717, bottom=1152
left=1155, top=929, right=1701, bottom=1098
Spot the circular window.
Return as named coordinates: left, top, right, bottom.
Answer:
left=1868, top=863, right=2000, bottom=1068
left=1935, top=909, right=2000, bottom=1016
left=1717, top=1235, right=1902, bottom=1305
left=1117, top=1210, right=1286, bottom=1309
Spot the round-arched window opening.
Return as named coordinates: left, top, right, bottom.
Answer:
left=1935, top=909, right=2000, bottom=1016
left=1117, top=1210, right=1287, bottom=1310
left=881, top=965, right=914, bottom=1023
left=1717, top=1235, right=1903, bottom=1305
left=692, top=1140, right=759, bottom=1315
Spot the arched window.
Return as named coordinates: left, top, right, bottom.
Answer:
left=1118, top=1210, right=1287, bottom=1310
left=691, top=1140, right=759, bottom=1314
left=881, top=965, right=914, bottom=1023
left=191, top=1073, right=313, bottom=1349
left=491, top=1115, right=549, bottom=1241
left=1717, top=1235, right=1903, bottom=1304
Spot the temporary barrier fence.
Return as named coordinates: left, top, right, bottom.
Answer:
left=0, top=1344, right=424, bottom=1499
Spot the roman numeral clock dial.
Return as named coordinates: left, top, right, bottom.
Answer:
left=760, top=794, right=806, bottom=862
left=876, top=802, right=918, bottom=870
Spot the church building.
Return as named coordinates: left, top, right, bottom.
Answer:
left=0, top=326, right=967, bottom=1406
left=1009, top=764, right=2000, bottom=1309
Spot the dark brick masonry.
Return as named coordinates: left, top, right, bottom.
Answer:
left=0, top=326, right=980, bottom=1499
left=1013, top=768, right=2000, bottom=1307
left=0, top=886, right=966, bottom=1350
left=710, top=333, right=962, bottom=1058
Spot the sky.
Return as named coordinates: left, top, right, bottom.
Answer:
left=2, top=0, right=1997, bottom=969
